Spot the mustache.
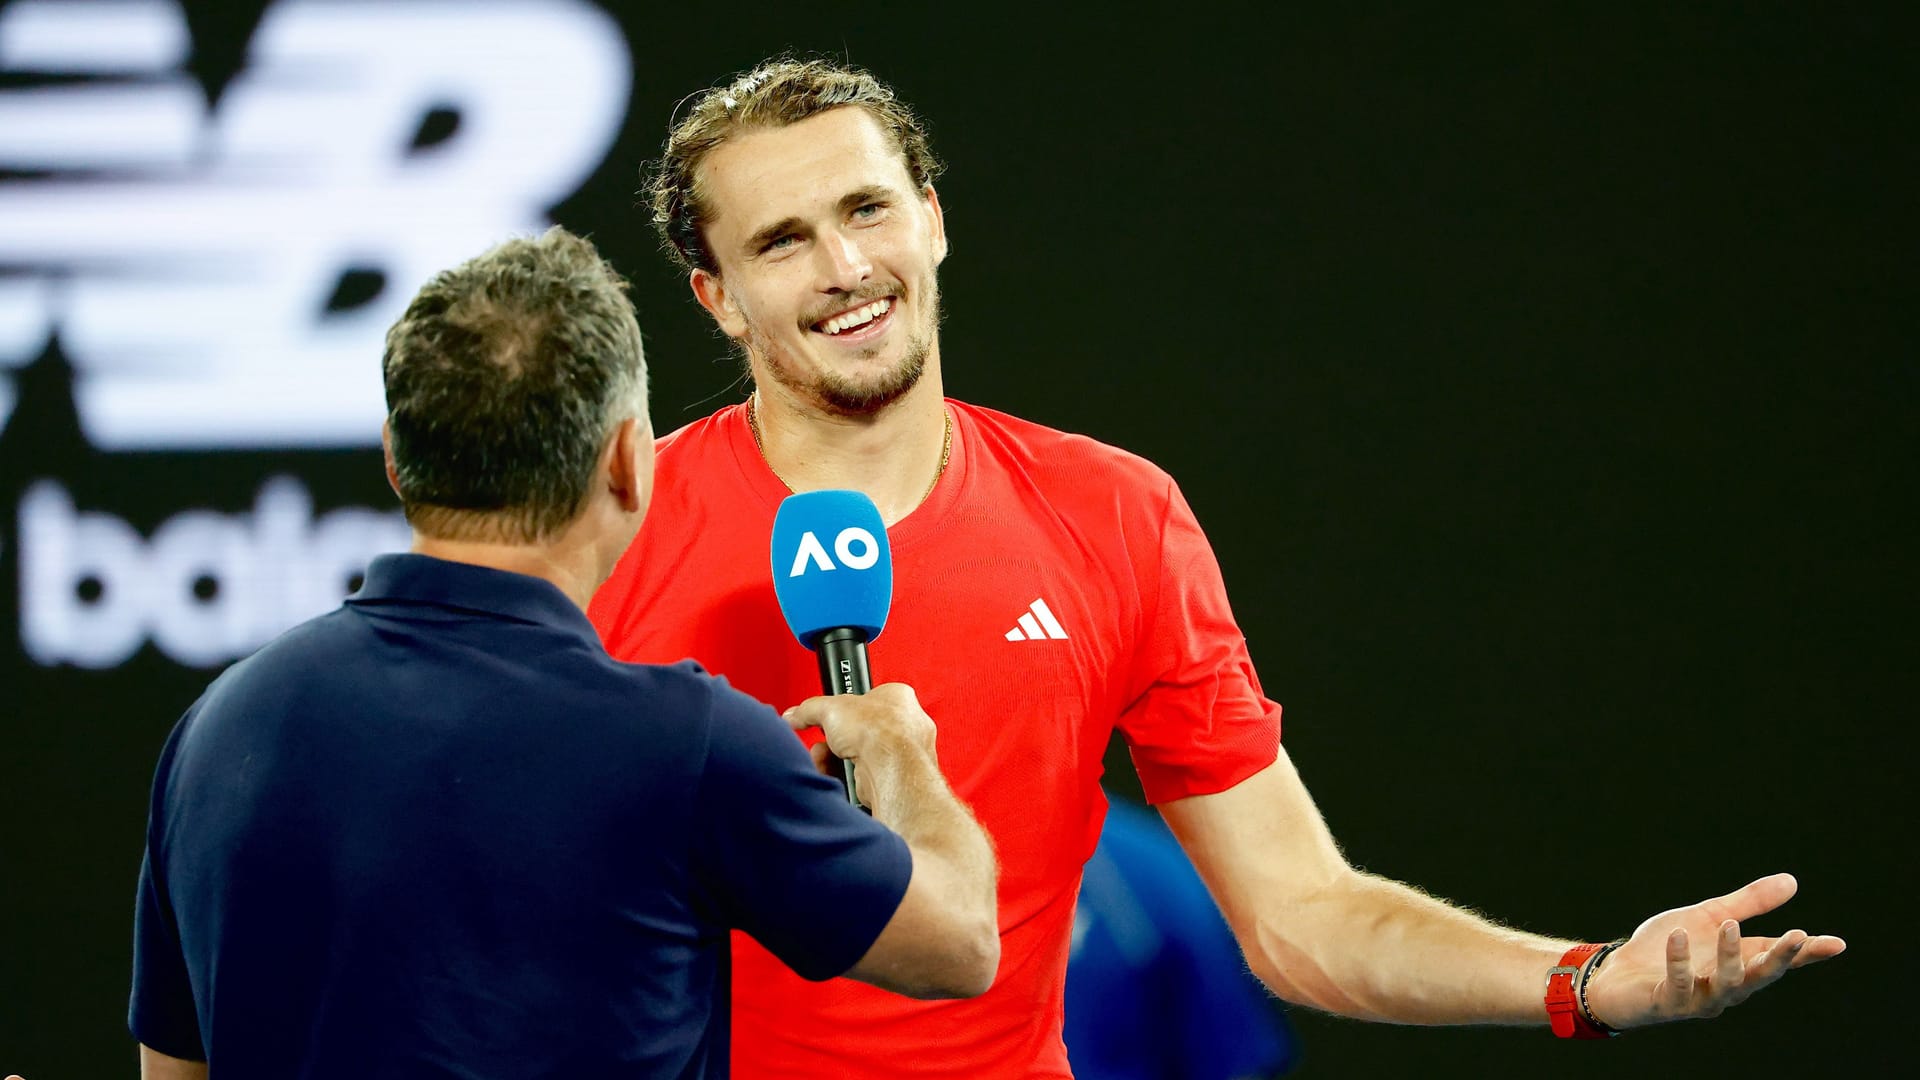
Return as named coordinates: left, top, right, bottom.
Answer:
left=801, top=284, right=900, bottom=326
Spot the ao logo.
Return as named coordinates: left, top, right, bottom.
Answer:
left=788, top=528, right=882, bottom=577
left=0, top=0, right=631, bottom=448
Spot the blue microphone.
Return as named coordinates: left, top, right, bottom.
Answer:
left=770, top=490, right=893, bottom=808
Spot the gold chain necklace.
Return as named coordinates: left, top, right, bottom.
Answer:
left=746, top=395, right=953, bottom=506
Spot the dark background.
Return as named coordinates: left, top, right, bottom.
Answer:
left=2, top=1, right=1904, bottom=1075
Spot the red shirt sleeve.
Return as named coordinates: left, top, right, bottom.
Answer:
left=1117, top=478, right=1282, bottom=804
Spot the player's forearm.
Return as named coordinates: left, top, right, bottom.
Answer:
left=1243, top=868, right=1569, bottom=1025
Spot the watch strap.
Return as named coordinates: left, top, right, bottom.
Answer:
left=1546, top=942, right=1619, bottom=1039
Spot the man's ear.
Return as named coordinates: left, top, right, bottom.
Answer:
left=690, top=268, right=747, bottom=338
left=925, top=183, right=949, bottom=265
left=380, top=421, right=402, bottom=500
left=605, top=416, right=654, bottom=516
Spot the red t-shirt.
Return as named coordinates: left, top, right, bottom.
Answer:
left=589, top=400, right=1282, bottom=1079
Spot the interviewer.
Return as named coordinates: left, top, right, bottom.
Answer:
left=126, top=227, right=998, bottom=1077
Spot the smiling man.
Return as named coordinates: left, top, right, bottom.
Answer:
left=587, top=58, right=1845, bottom=1079
left=665, top=92, right=952, bottom=520
left=709, top=149, right=941, bottom=416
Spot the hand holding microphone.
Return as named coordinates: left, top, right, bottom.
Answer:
left=783, top=683, right=943, bottom=814
left=770, top=490, right=896, bottom=808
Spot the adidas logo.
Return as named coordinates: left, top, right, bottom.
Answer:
left=1004, top=599, right=1069, bottom=642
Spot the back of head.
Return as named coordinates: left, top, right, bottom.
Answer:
left=648, top=56, right=945, bottom=275
left=382, top=227, right=646, bottom=544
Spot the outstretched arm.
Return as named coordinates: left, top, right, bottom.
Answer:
left=1158, top=746, right=1843, bottom=1029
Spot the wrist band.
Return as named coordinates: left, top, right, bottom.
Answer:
left=1546, top=942, right=1623, bottom=1039
left=1578, top=941, right=1624, bottom=1037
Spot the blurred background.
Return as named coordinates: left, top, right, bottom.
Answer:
left=0, top=1, right=1903, bottom=1074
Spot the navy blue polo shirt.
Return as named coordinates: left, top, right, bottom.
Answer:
left=130, top=553, right=911, bottom=1077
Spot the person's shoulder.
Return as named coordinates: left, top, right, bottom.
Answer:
left=642, top=404, right=759, bottom=518
left=582, top=652, right=719, bottom=707
left=176, top=606, right=364, bottom=738
left=506, top=654, right=735, bottom=771
left=582, top=654, right=777, bottom=729
left=654, top=404, right=737, bottom=462
left=612, top=661, right=818, bottom=786
left=210, top=606, right=356, bottom=690
left=955, top=400, right=1173, bottom=497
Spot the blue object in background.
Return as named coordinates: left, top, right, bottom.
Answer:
left=1066, top=797, right=1301, bottom=1080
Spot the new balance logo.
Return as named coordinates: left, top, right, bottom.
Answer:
left=1004, top=598, right=1069, bottom=642
left=0, top=0, right=631, bottom=448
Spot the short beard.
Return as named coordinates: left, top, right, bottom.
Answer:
left=745, top=281, right=940, bottom=417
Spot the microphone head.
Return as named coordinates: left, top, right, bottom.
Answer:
left=770, top=490, right=893, bottom=646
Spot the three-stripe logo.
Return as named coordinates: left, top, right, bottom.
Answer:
left=1005, top=598, right=1069, bottom=642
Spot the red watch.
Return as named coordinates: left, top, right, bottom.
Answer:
left=1545, top=943, right=1620, bottom=1039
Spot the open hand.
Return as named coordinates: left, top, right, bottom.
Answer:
left=1584, top=872, right=1845, bottom=1029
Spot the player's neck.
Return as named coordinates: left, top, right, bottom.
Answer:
left=748, top=376, right=950, bottom=527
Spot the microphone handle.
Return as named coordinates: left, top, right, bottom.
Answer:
left=814, top=627, right=872, bottom=811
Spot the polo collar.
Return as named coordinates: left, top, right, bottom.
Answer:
left=348, top=553, right=599, bottom=644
